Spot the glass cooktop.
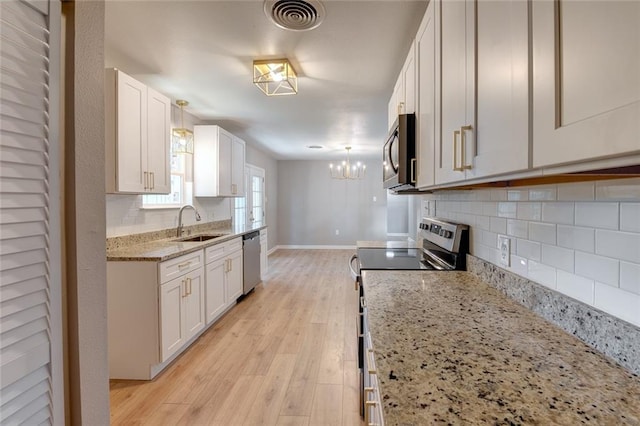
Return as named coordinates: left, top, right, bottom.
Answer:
left=357, top=248, right=434, bottom=271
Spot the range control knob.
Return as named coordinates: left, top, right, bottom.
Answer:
left=443, top=230, right=453, bottom=239
left=439, top=229, right=445, bottom=236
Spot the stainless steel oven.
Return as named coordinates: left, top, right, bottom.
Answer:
left=349, top=217, right=469, bottom=418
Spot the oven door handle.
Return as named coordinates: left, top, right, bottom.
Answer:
left=349, top=253, right=360, bottom=290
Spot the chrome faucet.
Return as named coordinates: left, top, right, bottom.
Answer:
left=177, top=204, right=202, bottom=237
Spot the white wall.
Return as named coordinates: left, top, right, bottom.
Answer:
left=277, top=159, right=387, bottom=246
left=423, top=178, right=640, bottom=327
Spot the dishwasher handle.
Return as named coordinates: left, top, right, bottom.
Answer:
left=349, top=253, right=360, bottom=291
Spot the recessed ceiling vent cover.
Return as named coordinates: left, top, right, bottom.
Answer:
left=264, top=0, right=325, bottom=31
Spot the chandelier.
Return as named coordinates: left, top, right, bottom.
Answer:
left=171, top=100, right=194, bottom=154
left=253, top=59, right=298, bottom=96
left=329, top=147, right=366, bottom=180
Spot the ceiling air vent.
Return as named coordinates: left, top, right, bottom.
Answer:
left=264, top=0, right=325, bottom=32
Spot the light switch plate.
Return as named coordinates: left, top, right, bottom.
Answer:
left=498, top=235, right=510, bottom=267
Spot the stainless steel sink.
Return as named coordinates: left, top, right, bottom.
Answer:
left=175, top=234, right=225, bottom=243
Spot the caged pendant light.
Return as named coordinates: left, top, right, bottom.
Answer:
left=171, top=100, right=194, bottom=154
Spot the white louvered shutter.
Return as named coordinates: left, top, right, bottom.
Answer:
left=0, top=0, right=63, bottom=425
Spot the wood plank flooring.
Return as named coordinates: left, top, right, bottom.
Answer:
left=109, top=249, right=362, bottom=426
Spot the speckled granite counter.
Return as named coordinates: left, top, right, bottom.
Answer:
left=106, top=222, right=266, bottom=262
left=361, top=270, right=640, bottom=425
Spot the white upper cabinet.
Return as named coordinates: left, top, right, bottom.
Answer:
left=388, top=41, right=417, bottom=130
left=434, top=0, right=475, bottom=184
left=434, top=0, right=529, bottom=185
left=415, top=0, right=436, bottom=188
left=194, top=125, right=246, bottom=197
left=105, top=68, right=171, bottom=194
left=532, top=0, right=640, bottom=168
left=468, top=0, right=529, bottom=179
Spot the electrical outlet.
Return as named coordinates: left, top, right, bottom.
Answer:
left=498, top=235, right=511, bottom=267
left=335, top=229, right=340, bottom=236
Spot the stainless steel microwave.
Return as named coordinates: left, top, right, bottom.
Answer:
left=383, top=113, right=416, bottom=190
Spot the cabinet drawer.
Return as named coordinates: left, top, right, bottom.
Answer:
left=159, top=250, right=204, bottom=284
left=205, top=237, right=242, bottom=264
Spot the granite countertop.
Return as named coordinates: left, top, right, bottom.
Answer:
left=106, top=223, right=266, bottom=262
left=357, top=240, right=418, bottom=249
left=361, top=270, right=640, bottom=425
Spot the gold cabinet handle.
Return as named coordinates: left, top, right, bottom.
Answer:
left=397, top=101, right=405, bottom=115
left=460, top=125, right=473, bottom=170
left=367, top=348, right=376, bottom=374
left=453, top=130, right=462, bottom=171
left=364, top=399, right=378, bottom=425
left=181, top=279, right=187, bottom=298
left=178, top=261, right=192, bottom=270
left=150, top=171, right=155, bottom=190
left=231, top=183, right=237, bottom=195
left=144, top=171, right=149, bottom=190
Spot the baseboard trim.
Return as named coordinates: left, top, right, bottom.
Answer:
left=267, top=246, right=278, bottom=256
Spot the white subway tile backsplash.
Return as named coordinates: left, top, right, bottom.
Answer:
left=481, top=230, right=498, bottom=248
left=497, top=202, right=517, bottom=219
left=427, top=178, right=640, bottom=327
left=517, top=202, right=542, bottom=221
left=529, top=186, right=557, bottom=201
left=528, top=260, right=557, bottom=289
left=575, top=202, right=619, bottom=230
left=620, top=262, right=640, bottom=295
left=620, top=203, right=640, bottom=233
left=507, top=219, right=528, bottom=239
left=542, top=202, right=574, bottom=225
left=557, top=270, right=594, bottom=305
left=507, top=189, right=529, bottom=201
left=482, top=202, right=498, bottom=217
left=516, top=239, right=541, bottom=262
left=596, top=230, right=640, bottom=264
left=594, top=283, right=640, bottom=327
left=542, top=244, right=574, bottom=272
left=595, top=177, right=640, bottom=201
left=574, top=252, right=619, bottom=287
left=490, top=217, right=507, bottom=234
left=557, top=225, right=595, bottom=252
left=490, top=189, right=507, bottom=201
left=508, top=255, right=529, bottom=277
left=529, top=222, right=556, bottom=244
left=475, top=215, right=491, bottom=230
left=557, top=182, right=595, bottom=201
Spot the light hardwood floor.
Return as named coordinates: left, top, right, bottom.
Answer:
left=109, top=249, right=362, bottom=426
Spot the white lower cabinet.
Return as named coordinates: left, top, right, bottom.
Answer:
left=204, top=237, right=243, bottom=325
left=108, top=239, right=245, bottom=380
left=160, top=267, right=205, bottom=362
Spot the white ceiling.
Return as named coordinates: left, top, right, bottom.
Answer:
left=105, top=0, right=427, bottom=160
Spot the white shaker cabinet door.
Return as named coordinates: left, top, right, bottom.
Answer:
left=183, top=268, right=205, bottom=341
left=160, top=277, right=185, bottom=362
left=146, top=86, right=171, bottom=193
left=231, top=136, right=246, bottom=196
left=532, top=0, right=640, bottom=167
left=468, top=0, right=529, bottom=179
left=227, top=249, right=244, bottom=302
left=416, top=0, right=436, bottom=188
left=205, top=257, right=227, bottom=324
left=434, top=0, right=474, bottom=185
left=115, top=71, right=147, bottom=192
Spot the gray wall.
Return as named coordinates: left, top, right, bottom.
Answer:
left=245, top=144, right=278, bottom=251
left=277, top=160, right=387, bottom=246
left=386, top=192, right=409, bottom=235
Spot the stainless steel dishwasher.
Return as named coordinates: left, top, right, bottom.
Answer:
left=242, top=231, right=261, bottom=295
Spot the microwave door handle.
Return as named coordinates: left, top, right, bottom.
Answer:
left=349, top=254, right=360, bottom=290
left=411, top=158, right=417, bottom=183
